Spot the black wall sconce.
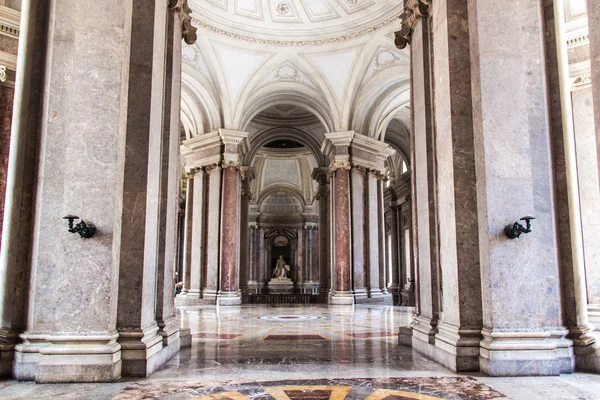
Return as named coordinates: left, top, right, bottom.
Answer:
left=63, top=215, right=96, bottom=238
left=504, top=216, right=535, bottom=239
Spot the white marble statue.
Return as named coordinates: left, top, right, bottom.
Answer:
left=272, top=255, right=290, bottom=280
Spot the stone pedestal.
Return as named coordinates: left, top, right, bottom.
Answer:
left=267, top=278, right=294, bottom=294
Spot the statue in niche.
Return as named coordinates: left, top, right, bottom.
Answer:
left=272, top=255, right=290, bottom=280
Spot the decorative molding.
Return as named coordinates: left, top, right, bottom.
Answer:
left=566, top=34, right=589, bottom=48
left=571, top=73, right=591, bottom=90
left=0, top=65, right=6, bottom=83
left=394, top=0, right=431, bottom=50
left=192, top=14, right=398, bottom=46
left=169, top=0, right=198, bottom=44
left=0, top=5, right=19, bottom=39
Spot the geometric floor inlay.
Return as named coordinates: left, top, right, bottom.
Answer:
left=114, top=377, right=510, bottom=400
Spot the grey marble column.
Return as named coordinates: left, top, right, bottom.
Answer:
left=1, top=0, right=55, bottom=381
left=407, top=14, right=440, bottom=349
left=178, top=175, right=194, bottom=298
left=388, top=200, right=400, bottom=305
left=203, top=164, right=222, bottom=303
left=186, top=168, right=205, bottom=303
left=426, top=0, right=483, bottom=373
left=366, top=171, right=382, bottom=298
left=468, top=0, right=570, bottom=376
left=156, top=9, right=183, bottom=349
left=376, top=175, right=389, bottom=298
left=350, top=166, right=368, bottom=302
left=545, top=0, right=598, bottom=372
left=587, top=0, right=600, bottom=181
left=238, top=168, right=253, bottom=301
left=248, top=224, right=259, bottom=292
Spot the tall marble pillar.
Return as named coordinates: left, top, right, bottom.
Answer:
left=397, top=3, right=441, bottom=350
left=545, top=0, right=598, bottom=372
left=388, top=198, right=400, bottom=305
left=467, top=0, right=570, bottom=376
left=239, top=168, right=254, bottom=301
left=0, top=25, right=17, bottom=377
left=156, top=7, right=185, bottom=350
left=2, top=0, right=195, bottom=383
left=312, top=168, right=330, bottom=301
left=187, top=168, right=205, bottom=303
left=204, top=164, right=221, bottom=302
left=177, top=175, right=194, bottom=299
left=248, top=224, right=259, bottom=293
left=350, top=166, right=368, bottom=302
left=321, top=133, right=354, bottom=305
left=587, top=0, right=600, bottom=180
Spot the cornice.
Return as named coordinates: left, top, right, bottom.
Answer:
left=0, top=6, right=19, bottom=40
left=193, top=14, right=398, bottom=47
left=394, top=0, right=431, bottom=50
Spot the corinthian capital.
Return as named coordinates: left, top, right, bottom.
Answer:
left=394, top=0, right=431, bottom=49
left=169, top=0, right=198, bottom=45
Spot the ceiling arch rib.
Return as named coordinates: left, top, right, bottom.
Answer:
left=245, top=126, right=325, bottom=166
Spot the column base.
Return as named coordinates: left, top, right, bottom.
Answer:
left=401, top=288, right=415, bottom=306
left=329, top=291, right=355, bottom=306
left=202, top=288, right=218, bottom=304
left=574, top=334, right=600, bottom=373
left=119, top=324, right=165, bottom=377
left=432, top=322, right=481, bottom=372
left=184, top=289, right=202, bottom=305
left=18, top=333, right=123, bottom=383
left=217, top=290, right=242, bottom=306
left=388, top=284, right=400, bottom=305
left=0, top=329, right=17, bottom=378
left=479, top=328, right=574, bottom=376
left=353, top=288, right=368, bottom=303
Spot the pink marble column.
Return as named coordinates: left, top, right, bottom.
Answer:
left=333, top=166, right=352, bottom=300
left=239, top=178, right=250, bottom=300
left=313, top=168, right=330, bottom=301
left=0, top=85, right=14, bottom=248
left=218, top=166, right=241, bottom=304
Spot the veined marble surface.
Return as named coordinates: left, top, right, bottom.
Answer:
left=0, top=305, right=599, bottom=399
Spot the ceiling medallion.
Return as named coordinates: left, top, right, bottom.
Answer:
left=192, top=14, right=399, bottom=46
left=276, top=3, right=291, bottom=15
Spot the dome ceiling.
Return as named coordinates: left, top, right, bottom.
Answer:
left=189, top=0, right=403, bottom=43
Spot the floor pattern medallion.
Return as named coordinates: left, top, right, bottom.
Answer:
left=113, top=377, right=509, bottom=400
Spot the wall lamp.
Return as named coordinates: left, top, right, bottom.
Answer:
left=63, top=215, right=96, bottom=238
left=504, top=216, right=535, bottom=239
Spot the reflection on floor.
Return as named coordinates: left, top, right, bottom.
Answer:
left=0, top=305, right=599, bottom=400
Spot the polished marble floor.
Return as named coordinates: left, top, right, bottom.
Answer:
left=1, top=305, right=599, bottom=399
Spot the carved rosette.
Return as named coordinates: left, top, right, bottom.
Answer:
left=0, top=66, right=6, bottom=83
left=169, top=0, right=198, bottom=45
left=394, top=0, right=431, bottom=49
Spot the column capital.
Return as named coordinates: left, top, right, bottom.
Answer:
left=181, top=129, right=250, bottom=170
left=350, top=134, right=394, bottom=173
left=168, top=0, right=198, bottom=44
left=394, top=0, right=431, bottom=49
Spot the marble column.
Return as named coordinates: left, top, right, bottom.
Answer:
left=403, top=7, right=440, bottom=350
left=350, top=166, right=368, bottom=302
left=204, top=164, right=221, bottom=302
left=388, top=199, right=400, bottom=305
left=239, top=169, right=253, bottom=301
left=311, top=226, right=320, bottom=286
left=0, top=0, right=48, bottom=380
left=187, top=168, right=205, bottom=303
left=177, top=175, right=194, bottom=299
left=366, top=171, right=382, bottom=298
left=312, top=168, right=330, bottom=301
left=156, top=8, right=185, bottom=351
left=321, top=133, right=354, bottom=305
left=297, top=226, right=305, bottom=286
left=587, top=0, right=600, bottom=181
left=423, top=0, right=483, bottom=372
left=466, top=0, right=570, bottom=376
left=545, top=0, right=598, bottom=372
left=248, top=224, right=259, bottom=293
left=257, top=227, right=266, bottom=291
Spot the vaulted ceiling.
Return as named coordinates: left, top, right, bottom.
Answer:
left=182, top=0, right=410, bottom=140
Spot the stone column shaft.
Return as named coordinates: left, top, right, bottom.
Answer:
left=178, top=176, right=194, bottom=297
left=350, top=166, right=368, bottom=301
left=409, top=15, right=440, bottom=345
left=389, top=202, right=400, bottom=305
left=333, top=167, right=352, bottom=297
left=187, top=168, right=205, bottom=302
left=467, top=0, right=568, bottom=376
left=204, top=165, right=221, bottom=301
left=156, top=10, right=183, bottom=346
left=219, top=166, right=240, bottom=296
left=367, top=172, right=381, bottom=297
